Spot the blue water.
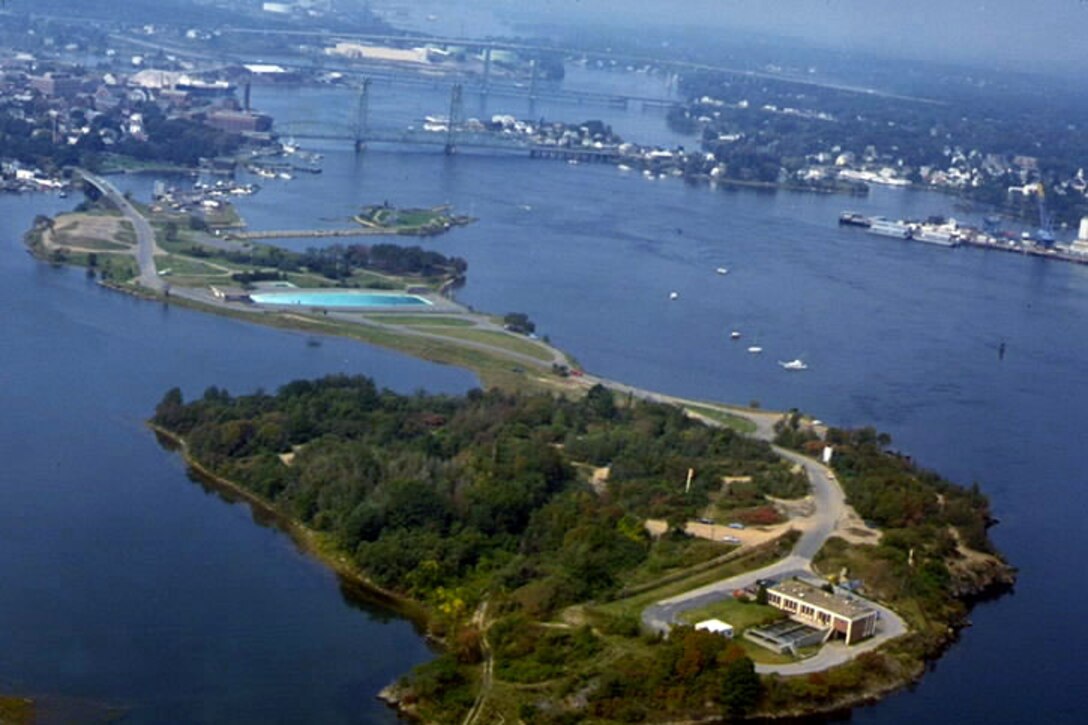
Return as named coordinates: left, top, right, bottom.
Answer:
left=5, top=72, right=1088, bottom=723
left=250, top=290, right=431, bottom=308
left=0, top=194, right=474, bottom=722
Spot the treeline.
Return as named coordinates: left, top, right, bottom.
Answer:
left=154, top=378, right=790, bottom=611
left=183, top=240, right=467, bottom=283
left=299, top=243, right=467, bottom=280
left=775, top=416, right=1007, bottom=637
left=112, top=102, right=243, bottom=166
left=776, top=418, right=995, bottom=551
left=155, top=377, right=785, bottom=722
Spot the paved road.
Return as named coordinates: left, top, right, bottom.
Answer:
left=78, top=170, right=164, bottom=292
left=635, top=406, right=908, bottom=675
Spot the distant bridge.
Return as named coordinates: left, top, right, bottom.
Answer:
left=276, top=80, right=626, bottom=160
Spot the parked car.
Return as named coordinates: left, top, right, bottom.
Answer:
left=727, top=522, right=745, bottom=530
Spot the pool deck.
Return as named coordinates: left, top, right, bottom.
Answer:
left=249, top=291, right=443, bottom=310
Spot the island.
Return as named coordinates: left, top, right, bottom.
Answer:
left=354, top=203, right=475, bottom=237
left=149, top=378, right=1012, bottom=723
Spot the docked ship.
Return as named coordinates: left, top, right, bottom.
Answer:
left=912, top=227, right=959, bottom=247
left=839, top=211, right=872, bottom=227
left=867, top=217, right=911, bottom=239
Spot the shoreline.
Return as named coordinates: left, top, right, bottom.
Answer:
left=148, top=424, right=433, bottom=629
left=28, top=223, right=1016, bottom=721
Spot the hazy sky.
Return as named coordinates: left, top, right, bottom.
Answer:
left=389, top=0, right=1088, bottom=72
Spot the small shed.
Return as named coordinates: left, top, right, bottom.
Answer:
left=694, top=618, right=734, bottom=638
left=209, top=285, right=251, bottom=303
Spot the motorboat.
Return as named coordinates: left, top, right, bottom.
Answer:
left=779, top=359, right=808, bottom=371
left=730, top=331, right=741, bottom=340
left=747, top=346, right=763, bottom=354
left=716, top=267, right=729, bottom=275
left=669, top=291, right=679, bottom=300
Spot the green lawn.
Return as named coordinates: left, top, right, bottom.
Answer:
left=366, top=315, right=475, bottom=327
left=679, top=598, right=784, bottom=631
left=53, top=235, right=131, bottom=251
left=156, top=254, right=232, bottom=277
left=595, top=542, right=794, bottom=621
left=682, top=404, right=758, bottom=434
left=115, top=221, right=137, bottom=245
left=426, top=328, right=555, bottom=362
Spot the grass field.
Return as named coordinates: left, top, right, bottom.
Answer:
left=156, top=254, right=233, bottom=278
left=683, top=403, right=758, bottom=434
left=366, top=315, right=475, bottom=327
left=425, top=328, right=555, bottom=362
left=679, top=598, right=784, bottom=631
left=595, top=541, right=795, bottom=621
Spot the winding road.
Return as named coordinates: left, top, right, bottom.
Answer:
left=638, top=417, right=907, bottom=675
left=78, top=170, right=165, bottom=293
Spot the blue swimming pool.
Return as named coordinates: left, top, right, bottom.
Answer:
left=249, top=290, right=432, bottom=308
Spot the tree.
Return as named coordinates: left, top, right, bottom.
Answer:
left=503, top=312, right=535, bottom=335
left=720, top=656, right=762, bottom=717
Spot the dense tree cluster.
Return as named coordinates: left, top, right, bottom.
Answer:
left=113, top=102, right=243, bottom=166
left=153, top=378, right=789, bottom=611
left=299, top=243, right=467, bottom=280
left=179, top=240, right=466, bottom=285
left=584, top=626, right=762, bottom=721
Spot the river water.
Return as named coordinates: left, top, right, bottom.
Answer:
left=3, top=71, right=1086, bottom=721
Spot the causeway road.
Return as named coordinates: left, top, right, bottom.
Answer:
left=78, top=170, right=165, bottom=293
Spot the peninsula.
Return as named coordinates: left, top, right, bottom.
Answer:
left=26, top=180, right=1014, bottom=722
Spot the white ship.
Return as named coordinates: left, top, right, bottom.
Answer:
left=911, top=221, right=960, bottom=247
left=779, top=359, right=808, bottom=371
left=867, top=218, right=911, bottom=239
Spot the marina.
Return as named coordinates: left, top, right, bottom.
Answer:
left=842, top=210, right=1088, bottom=264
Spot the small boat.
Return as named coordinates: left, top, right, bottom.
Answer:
left=716, top=267, right=729, bottom=275
left=747, top=346, right=763, bottom=354
left=730, top=331, right=741, bottom=340
left=669, top=291, right=679, bottom=300
left=779, top=359, right=808, bottom=371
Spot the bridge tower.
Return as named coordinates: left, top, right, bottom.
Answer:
left=352, top=78, right=371, bottom=153
left=528, top=58, right=539, bottom=101
left=445, top=83, right=463, bottom=156
left=481, top=47, right=492, bottom=95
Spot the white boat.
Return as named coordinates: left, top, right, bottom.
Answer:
left=912, top=225, right=959, bottom=247
left=779, top=359, right=808, bottom=371
left=669, top=291, right=679, bottom=300
left=868, top=218, right=911, bottom=239
left=716, top=267, right=729, bottom=275
left=730, top=331, right=741, bottom=340
left=747, top=346, right=763, bottom=354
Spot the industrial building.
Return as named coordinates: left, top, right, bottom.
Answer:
left=765, top=579, right=878, bottom=645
